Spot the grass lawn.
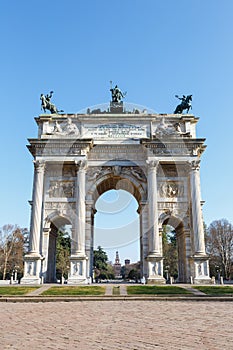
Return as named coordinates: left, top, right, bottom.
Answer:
left=0, top=286, right=40, bottom=296
left=194, top=286, right=233, bottom=295
left=42, top=286, right=105, bottom=296
left=127, top=285, right=191, bottom=295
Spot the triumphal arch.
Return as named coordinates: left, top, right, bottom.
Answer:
left=22, top=90, right=211, bottom=284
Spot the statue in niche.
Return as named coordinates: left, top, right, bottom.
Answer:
left=110, top=81, right=126, bottom=103
left=40, top=91, right=64, bottom=114
left=174, top=94, right=192, bottom=114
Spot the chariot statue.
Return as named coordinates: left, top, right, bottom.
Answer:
left=110, top=82, right=127, bottom=103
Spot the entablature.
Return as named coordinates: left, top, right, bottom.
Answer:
left=27, top=138, right=93, bottom=157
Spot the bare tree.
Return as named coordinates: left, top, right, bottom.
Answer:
left=206, top=219, right=233, bottom=279
left=0, top=224, right=27, bottom=280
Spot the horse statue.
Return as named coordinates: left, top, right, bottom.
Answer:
left=40, top=91, right=64, bottom=114
left=174, top=94, right=192, bottom=114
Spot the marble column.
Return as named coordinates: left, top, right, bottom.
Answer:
left=190, top=160, right=206, bottom=255
left=73, top=160, right=87, bottom=256
left=29, top=160, right=46, bottom=255
left=146, top=160, right=160, bottom=255
left=21, top=160, right=45, bottom=284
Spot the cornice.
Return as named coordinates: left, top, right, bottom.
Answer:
left=27, top=138, right=93, bottom=157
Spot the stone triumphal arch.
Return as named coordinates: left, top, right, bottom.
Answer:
left=22, top=98, right=211, bottom=284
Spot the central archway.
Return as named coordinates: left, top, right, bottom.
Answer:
left=94, top=189, right=140, bottom=280
left=86, top=172, right=146, bottom=281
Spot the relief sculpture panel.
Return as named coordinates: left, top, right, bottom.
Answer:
left=159, top=181, right=184, bottom=198
left=48, top=180, right=75, bottom=198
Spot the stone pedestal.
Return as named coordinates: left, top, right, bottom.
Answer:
left=110, top=101, right=124, bottom=113
left=67, top=256, right=88, bottom=284
left=192, top=255, right=211, bottom=284
left=146, top=255, right=166, bottom=284
left=21, top=254, right=42, bottom=285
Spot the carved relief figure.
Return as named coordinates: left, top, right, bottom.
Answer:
left=27, top=262, right=34, bottom=276
left=73, top=262, right=80, bottom=275
left=154, top=117, right=180, bottom=137
left=87, top=168, right=102, bottom=181
left=51, top=118, right=80, bottom=136
left=49, top=181, right=75, bottom=198
left=64, top=118, right=80, bottom=135
left=160, top=182, right=184, bottom=198
left=130, top=167, right=147, bottom=182
left=152, top=262, right=158, bottom=275
left=52, top=121, right=62, bottom=134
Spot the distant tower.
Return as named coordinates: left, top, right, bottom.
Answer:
left=113, top=251, right=122, bottom=278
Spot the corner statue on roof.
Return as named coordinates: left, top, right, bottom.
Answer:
left=110, top=82, right=127, bottom=103
left=40, top=91, right=64, bottom=114
left=174, top=94, right=192, bottom=114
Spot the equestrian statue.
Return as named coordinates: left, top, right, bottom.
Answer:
left=174, top=94, right=192, bottom=114
left=40, top=91, right=64, bottom=114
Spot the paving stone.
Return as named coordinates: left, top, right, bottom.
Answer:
left=0, top=301, right=233, bottom=349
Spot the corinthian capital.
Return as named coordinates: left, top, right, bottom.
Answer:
left=75, top=159, right=88, bottom=172
left=33, top=160, right=46, bottom=173
left=146, top=159, right=159, bottom=170
left=190, top=159, right=201, bottom=171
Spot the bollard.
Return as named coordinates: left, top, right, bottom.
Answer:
left=220, top=276, right=224, bottom=285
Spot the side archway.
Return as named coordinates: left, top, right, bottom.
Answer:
left=159, top=213, right=187, bottom=282
left=43, top=214, right=73, bottom=283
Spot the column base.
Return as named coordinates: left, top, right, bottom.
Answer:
left=191, top=254, right=211, bottom=284
left=67, top=255, right=88, bottom=285
left=20, top=277, right=42, bottom=285
left=146, top=255, right=165, bottom=284
left=194, top=277, right=212, bottom=284
left=147, top=276, right=166, bottom=285
left=21, top=253, right=42, bottom=285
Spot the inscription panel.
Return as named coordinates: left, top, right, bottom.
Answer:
left=83, top=123, right=148, bottom=139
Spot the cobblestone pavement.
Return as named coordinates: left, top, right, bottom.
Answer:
left=1, top=301, right=233, bottom=350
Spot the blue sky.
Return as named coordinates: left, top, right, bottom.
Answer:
left=0, top=1, right=233, bottom=263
